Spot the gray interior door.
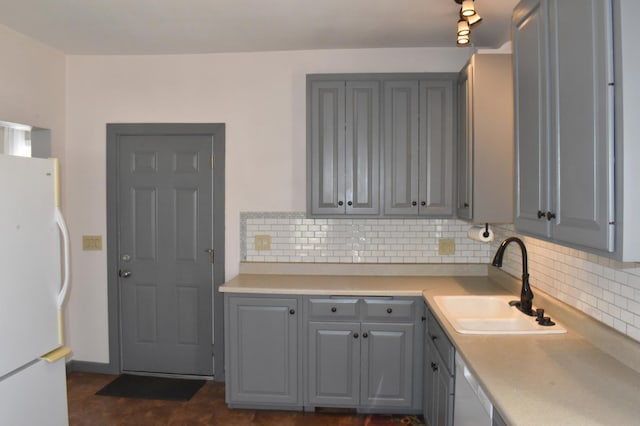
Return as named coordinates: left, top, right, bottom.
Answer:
left=117, top=130, right=215, bottom=376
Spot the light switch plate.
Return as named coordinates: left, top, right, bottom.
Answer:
left=255, top=235, right=272, bottom=250
left=438, top=239, right=455, bottom=256
left=82, top=235, right=102, bottom=251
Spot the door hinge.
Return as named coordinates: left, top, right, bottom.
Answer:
left=210, top=154, right=215, bottom=169
left=204, top=248, right=215, bottom=264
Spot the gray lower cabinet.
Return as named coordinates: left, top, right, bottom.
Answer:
left=307, top=321, right=361, bottom=406
left=513, top=0, right=614, bottom=252
left=225, top=295, right=301, bottom=408
left=305, top=296, right=423, bottom=413
left=423, top=308, right=454, bottom=426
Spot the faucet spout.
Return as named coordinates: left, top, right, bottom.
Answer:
left=491, top=237, right=534, bottom=315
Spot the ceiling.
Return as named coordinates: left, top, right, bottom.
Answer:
left=0, top=0, right=519, bottom=55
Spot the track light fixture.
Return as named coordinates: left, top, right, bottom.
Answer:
left=453, top=0, right=482, bottom=46
left=457, top=19, right=470, bottom=37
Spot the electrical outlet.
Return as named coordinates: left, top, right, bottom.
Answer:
left=438, top=239, right=455, bottom=256
left=82, top=235, right=102, bottom=251
left=254, top=235, right=272, bottom=251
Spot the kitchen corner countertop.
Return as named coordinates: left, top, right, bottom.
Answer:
left=220, top=265, right=640, bottom=425
left=220, top=273, right=482, bottom=296
left=421, top=273, right=640, bottom=426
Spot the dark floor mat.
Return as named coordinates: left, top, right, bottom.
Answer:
left=95, top=374, right=205, bottom=401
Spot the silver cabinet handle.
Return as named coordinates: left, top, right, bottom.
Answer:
left=119, top=270, right=132, bottom=278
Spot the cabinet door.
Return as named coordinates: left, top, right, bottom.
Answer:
left=433, top=361, right=454, bottom=426
left=456, top=67, right=472, bottom=220
left=360, top=322, right=414, bottom=409
left=226, top=296, right=299, bottom=405
left=548, top=0, right=614, bottom=251
left=345, top=81, right=380, bottom=214
left=307, top=322, right=361, bottom=407
left=309, top=81, right=346, bottom=215
left=513, top=0, right=551, bottom=237
left=425, top=338, right=454, bottom=426
left=384, top=80, right=420, bottom=215
left=418, top=80, right=454, bottom=217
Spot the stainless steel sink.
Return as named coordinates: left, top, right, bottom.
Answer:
left=433, top=295, right=566, bottom=335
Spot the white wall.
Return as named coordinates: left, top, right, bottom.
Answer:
left=0, top=25, right=65, bottom=158
left=65, top=47, right=470, bottom=363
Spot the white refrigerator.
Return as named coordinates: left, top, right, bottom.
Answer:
left=0, top=154, right=71, bottom=426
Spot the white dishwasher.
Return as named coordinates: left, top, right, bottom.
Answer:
left=454, top=352, right=493, bottom=425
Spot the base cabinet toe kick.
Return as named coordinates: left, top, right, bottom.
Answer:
left=224, top=293, right=424, bottom=413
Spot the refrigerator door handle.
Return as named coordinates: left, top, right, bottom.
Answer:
left=55, top=206, right=70, bottom=309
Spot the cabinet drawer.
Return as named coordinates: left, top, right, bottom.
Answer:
left=363, top=298, right=416, bottom=321
left=427, top=310, right=455, bottom=374
left=307, top=297, right=360, bottom=320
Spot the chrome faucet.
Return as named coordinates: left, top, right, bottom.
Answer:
left=491, top=237, right=534, bottom=316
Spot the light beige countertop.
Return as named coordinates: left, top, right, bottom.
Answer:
left=220, top=263, right=640, bottom=425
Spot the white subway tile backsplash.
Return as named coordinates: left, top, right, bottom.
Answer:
left=241, top=212, right=492, bottom=265
left=491, top=224, right=640, bottom=343
left=239, top=213, right=640, bottom=343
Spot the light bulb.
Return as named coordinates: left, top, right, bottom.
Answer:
left=457, top=34, right=470, bottom=46
left=461, top=0, right=476, bottom=17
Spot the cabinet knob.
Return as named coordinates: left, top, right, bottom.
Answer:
left=537, top=210, right=546, bottom=219
left=331, top=307, right=337, bottom=313
left=431, top=335, right=438, bottom=342
left=353, top=333, right=359, bottom=339
left=338, top=201, right=344, bottom=206
left=289, top=309, right=295, bottom=315
left=347, top=201, right=353, bottom=206
left=362, top=332, right=368, bottom=338
left=431, top=362, right=438, bottom=372
left=386, top=308, right=393, bottom=314
left=421, top=316, right=426, bottom=322
left=464, top=202, right=469, bottom=208
left=546, top=211, right=556, bottom=221
left=420, top=201, right=426, bottom=206
left=412, top=201, right=417, bottom=206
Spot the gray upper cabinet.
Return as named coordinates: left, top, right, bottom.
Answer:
left=308, top=78, right=380, bottom=215
left=457, top=54, right=514, bottom=224
left=513, top=0, right=550, bottom=237
left=383, top=80, right=419, bottom=216
left=384, top=78, right=455, bottom=217
left=456, top=68, right=472, bottom=221
left=513, top=0, right=614, bottom=252
left=308, top=73, right=455, bottom=218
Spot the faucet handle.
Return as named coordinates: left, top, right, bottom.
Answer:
left=535, top=308, right=545, bottom=322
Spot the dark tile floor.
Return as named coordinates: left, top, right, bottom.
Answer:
left=66, top=372, right=424, bottom=426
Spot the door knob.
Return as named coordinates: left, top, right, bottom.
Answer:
left=118, top=270, right=132, bottom=278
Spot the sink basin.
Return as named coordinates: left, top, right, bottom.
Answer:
left=433, top=295, right=566, bottom=335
